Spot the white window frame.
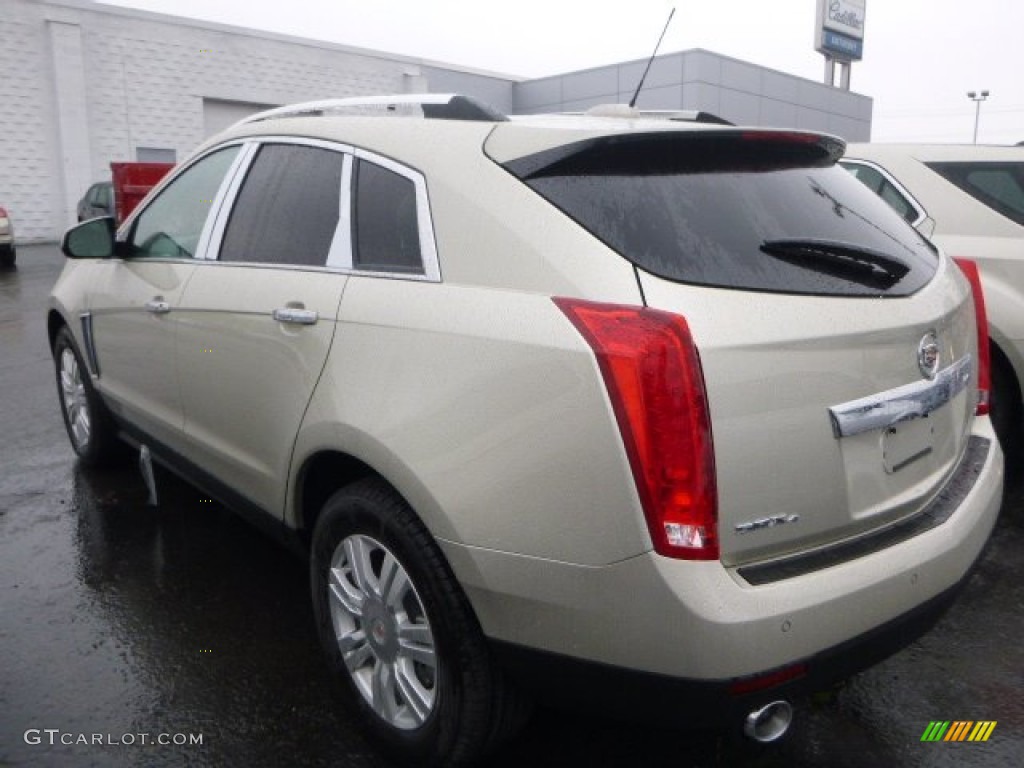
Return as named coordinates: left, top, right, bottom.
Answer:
left=202, top=136, right=442, bottom=282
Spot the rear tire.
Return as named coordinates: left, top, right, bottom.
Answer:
left=310, top=478, right=529, bottom=766
left=0, top=246, right=13, bottom=267
left=54, top=326, right=122, bottom=467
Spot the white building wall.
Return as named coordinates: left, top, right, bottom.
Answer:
left=0, top=0, right=873, bottom=243
left=1, top=0, right=492, bottom=242
left=1, top=1, right=65, bottom=242
left=49, top=19, right=93, bottom=231
left=78, top=11, right=410, bottom=177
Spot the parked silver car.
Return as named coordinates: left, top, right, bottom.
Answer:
left=76, top=181, right=114, bottom=222
left=49, top=95, right=1003, bottom=766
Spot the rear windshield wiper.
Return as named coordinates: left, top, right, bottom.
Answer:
left=760, top=239, right=911, bottom=291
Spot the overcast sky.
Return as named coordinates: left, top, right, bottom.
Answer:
left=101, top=0, right=1023, bottom=144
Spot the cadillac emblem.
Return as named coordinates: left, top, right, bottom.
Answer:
left=917, top=331, right=940, bottom=380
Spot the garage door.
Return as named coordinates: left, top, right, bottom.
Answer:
left=202, top=98, right=277, bottom=138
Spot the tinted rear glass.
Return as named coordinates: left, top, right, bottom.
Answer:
left=508, top=133, right=938, bottom=297
left=352, top=159, right=423, bottom=274
left=926, top=161, right=1024, bottom=227
left=220, top=143, right=343, bottom=267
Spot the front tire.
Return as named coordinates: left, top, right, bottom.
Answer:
left=54, top=326, right=121, bottom=466
left=311, top=478, right=528, bottom=766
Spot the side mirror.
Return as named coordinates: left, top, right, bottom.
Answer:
left=62, top=217, right=118, bottom=259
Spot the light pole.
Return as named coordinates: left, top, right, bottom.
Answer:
left=967, top=90, right=990, bottom=144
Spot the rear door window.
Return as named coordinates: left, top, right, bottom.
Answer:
left=926, top=161, right=1024, bottom=227
left=219, top=143, right=344, bottom=267
left=506, top=133, right=938, bottom=297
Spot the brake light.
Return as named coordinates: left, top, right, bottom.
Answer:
left=554, top=298, right=718, bottom=560
left=740, top=130, right=818, bottom=144
left=953, top=259, right=990, bottom=416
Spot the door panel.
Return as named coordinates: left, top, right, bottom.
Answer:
left=175, top=266, right=346, bottom=514
left=87, top=144, right=245, bottom=446
left=171, top=141, right=349, bottom=514
left=88, top=260, right=195, bottom=445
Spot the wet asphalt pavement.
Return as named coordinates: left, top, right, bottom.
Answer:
left=1, top=244, right=1022, bottom=768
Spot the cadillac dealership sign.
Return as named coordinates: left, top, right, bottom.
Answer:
left=815, top=0, right=866, bottom=61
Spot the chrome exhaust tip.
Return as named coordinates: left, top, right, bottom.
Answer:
left=743, top=700, right=793, bottom=743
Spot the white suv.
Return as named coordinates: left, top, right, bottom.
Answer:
left=842, top=144, right=1024, bottom=452
left=49, top=95, right=1003, bottom=766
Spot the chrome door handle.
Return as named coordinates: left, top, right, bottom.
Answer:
left=272, top=307, right=319, bottom=325
left=145, top=299, right=171, bottom=314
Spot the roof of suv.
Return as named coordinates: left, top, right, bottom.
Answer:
left=202, top=93, right=844, bottom=170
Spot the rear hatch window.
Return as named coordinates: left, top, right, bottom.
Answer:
left=925, top=161, right=1024, bottom=227
left=503, top=132, right=939, bottom=297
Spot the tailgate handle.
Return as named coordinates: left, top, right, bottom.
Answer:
left=828, top=354, right=972, bottom=438
left=144, top=298, right=171, bottom=314
left=273, top=307, right=318, bottom=325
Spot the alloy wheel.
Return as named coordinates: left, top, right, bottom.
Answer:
left=327, top=533, right=438, bottom=730
left=59, top=347, right=91, bottom=450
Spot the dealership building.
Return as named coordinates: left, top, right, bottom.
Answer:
left=1, top=0, right=873, bottom=243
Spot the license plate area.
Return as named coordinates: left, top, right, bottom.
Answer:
left=882, top=415, right=934, bottom=474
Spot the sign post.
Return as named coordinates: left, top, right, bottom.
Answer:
left=815, top=0, right=866, bottom=90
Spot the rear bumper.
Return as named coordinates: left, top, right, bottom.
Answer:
left=492, top=567, right=978, bottom=728
left=441, top=420, right=1002, bottom=701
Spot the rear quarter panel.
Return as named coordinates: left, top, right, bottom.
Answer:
left=290, top=277, right=652, bottom=566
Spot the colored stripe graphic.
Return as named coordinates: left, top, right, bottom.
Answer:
left=969, top=722, right=997, bottom=742
left=944, top=721, right=972, bottom=741
left=921, top=720, right=996, bottom=742
left=921, top=721, right=949, bottom=741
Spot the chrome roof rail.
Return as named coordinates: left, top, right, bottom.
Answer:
left=232, top=94, right=507, bottom=129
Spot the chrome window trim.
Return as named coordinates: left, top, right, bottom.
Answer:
left=326, top=154, right=355, bottom=270
left=156, top=259, right=434, bottom=282
left=122, top=135, right=442, bottom=283
left=828, top=354, right=973, bottom=438
left=196, top=142, right=258, bottom=260
left=840, top=158, right=929, bottom=228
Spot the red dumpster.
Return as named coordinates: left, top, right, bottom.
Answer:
left=111, top=162, right=174, bottom=224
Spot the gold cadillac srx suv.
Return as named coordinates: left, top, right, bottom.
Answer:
left=49, top=95, right=1003, bottom=766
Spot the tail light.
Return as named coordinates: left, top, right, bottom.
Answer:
left=953, top=258, right=990, bottom=416
left=553, top=298, right=718, bottom=560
